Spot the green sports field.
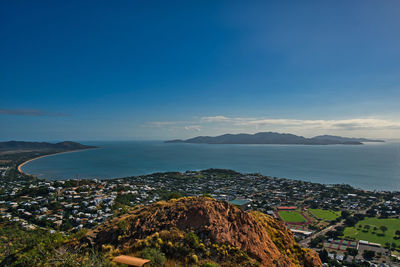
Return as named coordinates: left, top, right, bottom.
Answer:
left=309, top=209, right=341, bottom=221
left=343, top=217, right=400, bottom=246
left=278, top=211, right=307, bottom=223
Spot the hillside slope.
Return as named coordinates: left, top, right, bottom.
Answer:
left=85, top=197, right=321, bottom=266
left=0, top=141, right=96, bottom=152
left=166, top=132, right=384, bottom=145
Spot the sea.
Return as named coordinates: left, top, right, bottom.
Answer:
left=21, top=141, right=400, bottom=191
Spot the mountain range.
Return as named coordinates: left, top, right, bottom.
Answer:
left=166, top=132, right=384, bottom=145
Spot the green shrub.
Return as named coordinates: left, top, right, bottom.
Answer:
left=185, top=231, right=200, bottom=249
left=140, top=247, right=166, bottom=266
left=201, top=263, right=220, bottom=267
left=191, top=254, right=199, bottom=263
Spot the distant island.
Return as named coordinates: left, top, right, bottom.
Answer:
left=166, top=132, right=385, bottom=145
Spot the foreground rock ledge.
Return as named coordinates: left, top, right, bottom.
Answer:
left=85, top=197, right=322, bottom=267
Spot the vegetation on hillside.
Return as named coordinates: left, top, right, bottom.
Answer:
left=84, top=197, right=321, bottom=266
left=0, top=220, right=111, bottom=266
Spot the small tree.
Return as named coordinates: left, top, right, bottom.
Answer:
left=363, top=250, right=375, bottom=260
left=310, top=235, right=325, bottom=248
left=380, top=225, right=388, bottom=233
left=341, top=210, right=350, bottom=219
left=319, top=249, right=329, bottom=263
left=346, top=248, right=358, bottom=257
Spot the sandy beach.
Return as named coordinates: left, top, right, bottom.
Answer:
left=17, top=148, right=96, bottom=176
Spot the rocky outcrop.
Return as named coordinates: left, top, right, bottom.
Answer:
left=86, top=197, right=321, bottom=266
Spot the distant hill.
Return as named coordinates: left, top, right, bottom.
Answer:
left=85, top=197, right=321, bottom=266
left=311, top=135, right=384, bottom=143
left=166, top=132, right=384, bottom=145
left=0, top=141, right=96, bottom=152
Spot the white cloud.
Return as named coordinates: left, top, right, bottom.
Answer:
left=201, top=116, right=232, bottom=122
left=184, top=125, right=201, bottom=131
left=200, top=116, right=400, bottom=130
left=145, top=115, right=400, bottom=138
left=143, top=121, right=188, bottom=127
left=242, top=118, right=400, bottom=130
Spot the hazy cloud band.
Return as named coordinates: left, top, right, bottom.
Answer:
left=0, top=108, right=67, bottom=117
left=144, top=115, right=400, bottom=138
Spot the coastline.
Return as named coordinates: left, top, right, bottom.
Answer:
left=14, top=142, right=399, bottom=191
left=17, top=148, right=97, bottom=176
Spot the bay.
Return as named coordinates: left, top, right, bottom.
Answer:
left=21, top=141, right=400, bottom=191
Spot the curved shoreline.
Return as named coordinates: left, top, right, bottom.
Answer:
left=17, top=148, right=97, bottom=176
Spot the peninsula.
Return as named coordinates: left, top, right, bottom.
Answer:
left=166, top=132, right=384, bottom=145
left=0, top=141, right=97, bottom=177
left=0, top=141, right=96, bottom=152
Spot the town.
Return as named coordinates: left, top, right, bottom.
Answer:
left=1, top=160, right=400, bottom=266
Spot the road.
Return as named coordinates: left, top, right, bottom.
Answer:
left=299, top=219, right=344, bottom=247
left=299, top=200, right=384, bottom=247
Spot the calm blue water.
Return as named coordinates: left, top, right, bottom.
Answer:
left=21, top=141, right=400, bottom=191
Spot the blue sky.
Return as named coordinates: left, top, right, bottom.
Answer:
left=1, top=1, right=400, bottom=140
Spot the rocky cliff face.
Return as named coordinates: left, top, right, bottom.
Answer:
left=85, top=197, right=321, bottom=266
